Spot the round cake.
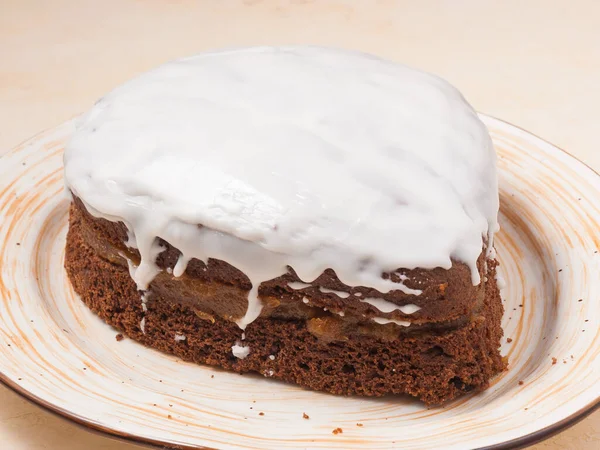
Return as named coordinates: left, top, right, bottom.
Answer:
left=64, top=46, right=505, bottom=404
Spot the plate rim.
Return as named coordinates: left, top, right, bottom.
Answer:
left=0, top=113, right=598, bottom=450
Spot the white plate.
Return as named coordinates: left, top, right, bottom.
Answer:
left=0, top=115, right=598, bottom=449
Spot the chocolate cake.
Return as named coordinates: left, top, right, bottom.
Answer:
left=63, top=46, right=506, bottom=404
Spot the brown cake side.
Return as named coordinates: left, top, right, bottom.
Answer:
left=65, top=200, right=506, bottom=404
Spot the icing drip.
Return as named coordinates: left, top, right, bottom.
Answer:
left=372, top=317, right=411, bottom=327
left=174, top=333, right=186, bottom=342
left=287, top=281, right=311, bottom=290
left=231, top=343, right=250, bottom=359
left=319, top=287, right=351, bottom=298
left=141, top=292, right=149, bottom=312
left=125, top=227, right=137, bottom=249
left=288, top=281, right=419, bottom=297
left=173, top=254, right=190, bottom=278
left=361, top=297, right=422, bottom=315
left=64, top=46, right=499, bottom=331
left=124, top=257, right=136, bottom=279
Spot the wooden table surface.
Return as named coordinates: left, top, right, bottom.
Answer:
left=1, top=1, right=598, bottom=448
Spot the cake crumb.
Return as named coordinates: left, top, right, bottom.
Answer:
left=357, top=423, right=363, bottom=427
left=506, top=338, right=512, bottom=343
left=259, top=412, right=264, bottom=416
left=167, top=414, right=172, bottom=419
left=332, top=427, right=343, bottom=435
left=303, top=412, right=310, bottom=419
left=518, top=381, right=524, bottom=386
left=211, top=375, right=214, bottom=379
left=115, top=333, right=124, bottom=341
left=552, top=357, right=557, bottom=365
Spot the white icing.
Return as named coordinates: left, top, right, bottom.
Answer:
left=125, top=257, right=136, bottom=279
left=125, top=227, right=137, bottom=249
left=141, top=292, right=149, bottom=312
left=173, top=254, right=189, bottom=277
left=269, top=355, right=275, bottom=360
left=231, top=343, right=250, bottom=359
left=140, top=317, right=146, bottom=334
left=337, top=311, right=345, bottom=317
left=302, top=297, right=309, bottom=304
left=174, top=333, right=186, bottom=341
left=361, top=297, right=422, bottom=315
left=318, top=287, right=351, bottom=298
left=166, top=267, right=173, bottom=274
left=287, top=281, right=311, bottom=290
left=372, top=317, right=411, bottom=327
left=354, top=292, right=363, bottom=297
left=64, top=46, right=499, bottom=330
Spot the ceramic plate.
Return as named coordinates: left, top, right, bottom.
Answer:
left=0, top=115, right=598, bottom=450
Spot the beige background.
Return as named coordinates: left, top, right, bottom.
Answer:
left=0, top=0, right=598, bottom=448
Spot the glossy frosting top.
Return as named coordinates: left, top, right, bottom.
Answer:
left=64, top=46, right=499, bottom=328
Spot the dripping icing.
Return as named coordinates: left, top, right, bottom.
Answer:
left=372, top=317, right=411, bottom=327
left=64, top=46, right=499, bottom=331
left=232, top=343, right=250, bottom=359
left=361, top=298, right=422, bottom=315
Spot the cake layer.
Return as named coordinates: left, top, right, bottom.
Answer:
left=65, top=204, right=506, bottom=405
left=72, top=198, right=488, bottom=329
